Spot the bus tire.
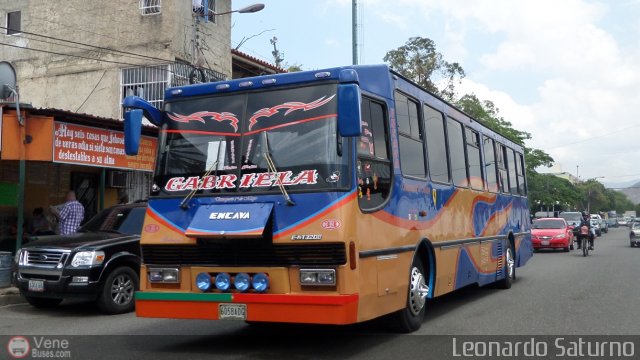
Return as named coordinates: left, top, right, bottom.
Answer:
left=387, top=256, right=429, bottom=333
left=496, top=245, right=515, bottom=289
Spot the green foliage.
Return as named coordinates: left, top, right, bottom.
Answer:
left=528, top=173, right=581, bottom=213
left=383, top=37, right=465, bottom=101
left=285, top=63, right=303, bottom=72
left=456, top=94, right=554, bottom=172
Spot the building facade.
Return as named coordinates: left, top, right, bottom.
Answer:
left=0, top=1, right=245, bottom=252
left=0, top=0, right=232, bottom=119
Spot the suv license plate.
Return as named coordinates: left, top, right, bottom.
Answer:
left=218, top=303, right=246, bottom=320
left=28, top=280, right=44, bottom=292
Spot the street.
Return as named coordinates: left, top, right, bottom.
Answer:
left=1, top=226, right=638, bottom=359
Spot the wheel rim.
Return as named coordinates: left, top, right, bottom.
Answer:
left=408, top=266, right=429, bottom=316
left=505, top=247, right=515, bottom=279
left=111, top=274, right=134, bottom=305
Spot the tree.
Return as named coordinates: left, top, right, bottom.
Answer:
left=456, top=94, right=554, bottom=173
left=383, top=37, right=465, bottom=100
left=528, top=173, right=580, bottom=214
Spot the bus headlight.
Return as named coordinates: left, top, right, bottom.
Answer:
left=300, top=269, right=336, bottom=286
left=149, top=268, right=180, bottom=283
left=195, top=272, right=211, bottom=291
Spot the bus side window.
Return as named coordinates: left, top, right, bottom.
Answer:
left=496, top=143, right=508, bottom=193
left=516, top=152, right=526, bottom=195
left=483, top=136, right=499, bottom=192
left=358, top=97, right=391, bottom=210
left=447, top=117, right=467, bottom=187
left=424, top=105, right=450, bottom=184
left=507, top=147, right=518, bottom=195
left=466, top=127, right=483, bottom=190
left=395, top=91, right=426, bottom=178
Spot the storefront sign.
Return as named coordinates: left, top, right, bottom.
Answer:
left=53, top=122, right=156, bottom=171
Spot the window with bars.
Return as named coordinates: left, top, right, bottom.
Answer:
left=192, top=0, right=217, bottom=23
left=120, top=63, right=226, bottom=118
left=139, top=0, right=161, bottom=15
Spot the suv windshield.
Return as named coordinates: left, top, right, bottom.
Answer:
left=154, top=84, right=349, bottom=196
left=80, top=206, right=146, bottom=235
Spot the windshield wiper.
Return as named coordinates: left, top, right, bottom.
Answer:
left=180, top=141, right=222, bottom=209
left=262, top=131, right=295, bottom=206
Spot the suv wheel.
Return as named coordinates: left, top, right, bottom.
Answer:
left=97, top=266, right=139, bottom=314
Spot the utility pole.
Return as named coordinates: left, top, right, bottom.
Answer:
left=352, top=0, right=358, bottom=65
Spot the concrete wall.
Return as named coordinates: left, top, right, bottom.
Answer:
left=0, top=0, right=232, bottom=119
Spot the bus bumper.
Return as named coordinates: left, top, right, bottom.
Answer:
left=135, top=292, right=359, bottom=325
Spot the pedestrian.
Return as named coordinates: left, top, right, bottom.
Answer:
left=50, top=190, right=85, bottom=235
left=27, top=207, right=54, bottom=236
left=118, top=194, right=129, bottom=204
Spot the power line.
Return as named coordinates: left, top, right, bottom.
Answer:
left=546, top=123, right=640, bottom=150
left=76, top=70, right=106, bottom=112
left=0, top=41, right=153, bottom=67
left=0, top=25, right=172, bottom=63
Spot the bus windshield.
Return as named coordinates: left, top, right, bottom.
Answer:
left=153, top=84, right=349, bottom=196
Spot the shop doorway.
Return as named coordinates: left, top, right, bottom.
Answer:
left=72, top=172, right=98, bottom=224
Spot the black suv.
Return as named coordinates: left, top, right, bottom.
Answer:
left=14, top=202, right=146, bottom=314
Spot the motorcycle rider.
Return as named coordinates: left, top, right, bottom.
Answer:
left=576, top=211, right=594, bottom=250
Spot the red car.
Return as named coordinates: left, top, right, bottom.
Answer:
left=531, top=217, right=574, bottom=252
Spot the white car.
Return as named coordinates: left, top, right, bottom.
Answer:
left=590, top=219, right=601, bottom=236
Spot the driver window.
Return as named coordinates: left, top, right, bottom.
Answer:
left=358, top=97, right=391, bottom=211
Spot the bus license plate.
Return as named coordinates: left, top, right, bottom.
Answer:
left=218, top=304, right=246, bottom=320
left=28, top=280, right=44, bottom=292
left=541, top=240, right=550, bottom=246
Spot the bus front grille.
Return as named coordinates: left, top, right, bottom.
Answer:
left=141, top=242, right=347, bottom=266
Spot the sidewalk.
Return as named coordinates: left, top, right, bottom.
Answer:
left=0, top=286, right=25, bottom=306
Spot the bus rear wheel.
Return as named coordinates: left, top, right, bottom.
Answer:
left=387, top=256, right=429, bottom=333
left=496, top=245, right=515, bottom=289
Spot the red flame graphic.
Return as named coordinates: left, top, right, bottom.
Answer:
left=167, top=111, right=239, bottom=132
left=248, top=95, right=336, bottom=130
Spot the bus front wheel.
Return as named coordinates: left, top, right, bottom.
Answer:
left=387, top=256, right=429, bottom=333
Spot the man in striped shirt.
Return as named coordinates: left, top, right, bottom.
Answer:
left=51, top=190, right=85, bottom=235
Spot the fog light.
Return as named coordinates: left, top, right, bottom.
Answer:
left=72, top=276, right=89, bottom=283
left=252, top=273, right=269, bottom=292
left=215, top=273, right=231, bottom=291
left=234, top=273, right=250, bottom=292
left=195, top=272, right=211, bottom=291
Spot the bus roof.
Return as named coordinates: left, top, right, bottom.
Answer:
left=164, top=64, right=523, bottom=152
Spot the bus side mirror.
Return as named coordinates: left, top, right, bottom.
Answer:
left=124, top=109, right=143, bottom=155
left=337, top=83, right=362, bottom=137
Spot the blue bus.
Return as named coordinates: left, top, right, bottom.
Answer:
left=123, top=64, right=532, bottom=332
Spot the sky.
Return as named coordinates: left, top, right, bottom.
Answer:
left=230, top=0, right=640, bottom=187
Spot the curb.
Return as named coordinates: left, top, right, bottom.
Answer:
left=0, top=287, right=26, bottom=306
